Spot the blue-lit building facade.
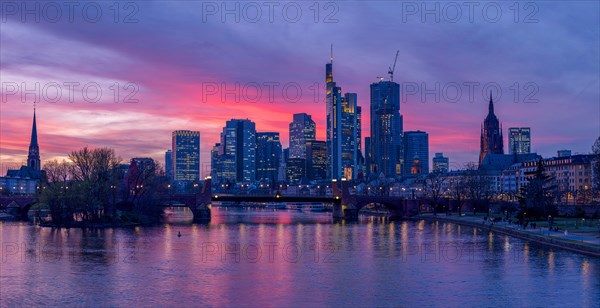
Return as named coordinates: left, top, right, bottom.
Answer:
left=256, top=132, right=282, bottom=182
left=508, top=127, right=531, bottom=155
left=212, top=119, right=257, bottom=183
left=432, top=152, right=449, bottom=173
left=403, top=130, right=429, bottom=176
left=289, top=113, right=316, bottom=159
left=306, top=140, right=327, bottom=181
left=165, top=150, right=172, bottom=181
left=369, top=80, right=403, bottom=178
left=172, top=130, right=201, bottom=182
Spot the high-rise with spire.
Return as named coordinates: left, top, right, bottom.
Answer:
left=27, top=108, right=41, bottom=172
left=479, top=92, right=504, bottom=164
left=325, top=46, right=362, bottom=180
left=325, top=45, right=342, bottom=179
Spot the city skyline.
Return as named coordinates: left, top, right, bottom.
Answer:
left=1, top=2, right=599, bottom=174
left=2, top=2, right=600, bottom=307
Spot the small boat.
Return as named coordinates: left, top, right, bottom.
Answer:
left=265, top=202, right=287, bottom=209
left=305, top=203, right=328, bottom=212
left=286, top=203, right=302, bottom=211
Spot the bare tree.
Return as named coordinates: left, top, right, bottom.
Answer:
left=123, top=160, right=166, bottom=210
left=464, top=163, right=494, bottom=215
left=448, top=173, right=468, bottom=216
left=68, top=147, right=121, bottom=222
left=423, top=172, right=446, bottom=215
left=40, top=159, right=74, bottom=224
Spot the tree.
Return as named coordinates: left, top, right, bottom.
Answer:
left=123, top=159, right=164, bottom=209
left=69, top=147, right=121, bottom=221
left=464, top=163, right=494, bottom=215
left=41, top=147, right=122, bottom=224
left=423, top=172, right=446, bottom=215
left=448, top=173, right=468, bottom=216
left=517, top=159, right=556, bottom=221
left=40, top=159, right=73, bottom=224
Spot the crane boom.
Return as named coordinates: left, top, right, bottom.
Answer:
left=388, top=50, right=399, bottom=82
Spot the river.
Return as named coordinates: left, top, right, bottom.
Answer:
left=1, top=207, right=598, bottom=307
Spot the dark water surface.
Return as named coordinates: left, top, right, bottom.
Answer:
left=1, top=207, right=599, bottom=307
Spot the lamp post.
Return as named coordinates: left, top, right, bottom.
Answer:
left=167, top=184, right=172, bottom=206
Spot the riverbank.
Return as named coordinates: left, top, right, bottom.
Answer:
left=0, top=212, right=17, bottom=221
left=37, top=221, right=146, bottom=229
left=416, top=213, right=600, bottom=258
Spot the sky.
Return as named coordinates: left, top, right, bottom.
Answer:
left=1, top=0, right=599, bottom=176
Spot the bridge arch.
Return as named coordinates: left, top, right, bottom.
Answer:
left=356, top=202, right=397, bottom=212
left=162, top=178, right=212, bottom=223
left=0, top=196, right=38, bottom=220
left=21, top=202, right=36, bottom=219
left=339, top=193, right=420, bottom=220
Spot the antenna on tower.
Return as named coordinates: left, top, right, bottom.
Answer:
left=330, top=44, right=333, bottom=64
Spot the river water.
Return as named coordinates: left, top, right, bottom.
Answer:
left=1, top=207, right=599, bottom=307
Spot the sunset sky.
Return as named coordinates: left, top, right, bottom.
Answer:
left=1, top=1, right=599, bottom=176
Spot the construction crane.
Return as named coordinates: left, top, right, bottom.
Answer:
left=387, top=50, right=399, bottom=82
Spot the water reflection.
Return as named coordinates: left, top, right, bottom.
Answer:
left=1, top=207, right=598, bottom=307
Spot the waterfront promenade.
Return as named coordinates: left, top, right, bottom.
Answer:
left=417, top=213, right=600, bottom=257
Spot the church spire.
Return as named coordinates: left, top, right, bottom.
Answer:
left=479, top=91, right=504, bottom=165
left=31, top=107, right=38, bottom=147
left=27, top=107, right=40, bottom=172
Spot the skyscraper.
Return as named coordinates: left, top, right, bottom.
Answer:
left=213, top=119, right=257, bottom=182
left=325, top=48, right=362, bottom=180
left=341, top=93, right=362, bottom=179
left=479, top=93, right=504, bottom=164
left=370, top=80, right=403, bottom=178
left=432, top=152, right=449, bottom=173
left=172, top=130, right=200, bottom=181
left=364, top=137, right=372, bottom=174
left=278, top=147, right=288, bottom=181
left=165, top=150, right=172, bottom=181
left=256, top=132, right=282, bottom=182
left=289, top=113, right=316, bottom=159
left=306, top=140, right=327, bottom=180
left=403, top=131, right=429, bottom=176
left=211, top=142, right=236, bottom=183
left=557, top=150, right=572, bottom=157
left=286, top=158, right=306, bottom=182
left=508, top=127, right=531, bottom=154
left=326, top=49, right=342, bottom=180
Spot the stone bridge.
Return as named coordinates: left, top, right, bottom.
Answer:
left=332, top=179, right=420, bottom=220
left=0, top=195, right=38, bottom=220
left=201, top=179, right=420, bottom=221
left=162, top=178, right=211, bottom=222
